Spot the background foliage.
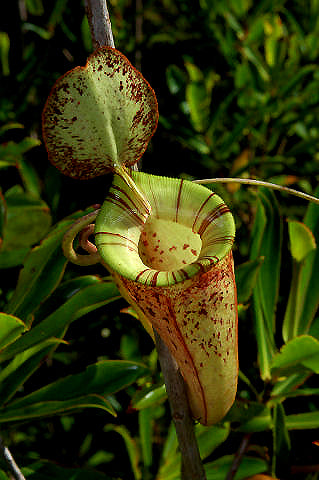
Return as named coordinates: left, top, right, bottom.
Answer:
left=1, top=0, right=319, bottom=479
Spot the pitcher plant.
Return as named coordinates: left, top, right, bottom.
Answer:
left=42, top=46, right=238, bottom=426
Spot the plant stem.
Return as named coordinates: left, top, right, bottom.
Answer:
left=225, top=433, right=252, bottom=480
left=85, top=0, right=115, bottom=48
left=84, top=3, right=206, bottom=478
left=154, top=329, right=207, bottom=480
left=0, top=435, right=26, bottom=480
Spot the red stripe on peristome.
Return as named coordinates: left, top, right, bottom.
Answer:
left=175, top=179, right=184, bottom=223
left=192, top=192, right=216, bottom=232
left=135, top=268, right=150, bottom=282
left=112, top=184, right=149, bottom=216
left=198, top=204, right=230, bottom=236
left=95, top=231, right=138, bottom=248
left=104, top=193, right=146, bottom=226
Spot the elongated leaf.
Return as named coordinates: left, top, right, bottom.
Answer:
left=250, top=188, right=282, bottom=380
left=157, top=423, right=230, bottom=480
left=22, top=460, right=110, bottom=480
left=272, top=403, right=291, bottom=477
left=0, top=360, right=148, bottom=422
left=104, top=424, right=141, bottom=480
left=235, top=257, right=264, bottom=304
left=0, top=339, right=63, bottom=406
left=42, top=47, right=158, bottom=179
left=0, top=279, right=120, bottom=362
left=271, top=335, right=319, bottom=375
left=0, top=394, right=115, bottom=422
left=5, top=207, right=98, bottom=322
left=286, top=411, right=319, bottom=430
left=205, top=455, right=268, bottom=480
left=139, top=408, right=153, bottom=468
left=0, top=313, right=26, bottom=350
left=285, top=186, right=319, bottom=337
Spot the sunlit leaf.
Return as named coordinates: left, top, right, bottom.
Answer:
left=287, top=220, right=316, bottom=262
left=42, top=47, right=158, bottom=179
left=0, top=313, right=26, bottom=350
left=271, top=335, right=319, bottom=375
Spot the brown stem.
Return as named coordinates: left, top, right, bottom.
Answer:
left=85, top=4, right=206, bottom=478
left=85, top=0, right=115, bottom=48
left=225, top=433, right=252, bottom=480
left=0, top=435, right=26, bottom=480
left=154, top=329, right=207, bottom=480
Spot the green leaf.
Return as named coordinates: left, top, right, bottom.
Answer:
left=284, top=187, right=319, bottom=339
left=0, top=394, right=115, bottom=422
left=186, top=82, right=210, bottom=132
left=235, top=257, right=264, bottom=304
left=5, top=207, right=97, bottom=322
left=42, top=47, right=158, bottom=179
left=0, top=32, right=10, bottom=76
left=0, top=313, right=26, bottom=350
left=133, top=384, right=167, bottom=410
left=250, top=188, right=282, bottom=380
left=158, top=423, right=230, bottom=479
left=104, top=424, right=142, bottom=480
left=271, top=335, right=319, bottom=375
left=0, top=339, right=63, bottom=406
left=287, top=220, right=316, bottom=262
left=0, top=278, right=120, bottom=363
left=204, top=455, right=268, bottom=480
left=272, top=402, right=291, bottom=477
left=139, top=408, right=153, bottom=468
left=22, top=459, right=111, bottom=479
left=0, top=360, right=147, bottom=422
left=286, top=411, right=319, bottom=430
left=1, top=187, right=51, bottom=251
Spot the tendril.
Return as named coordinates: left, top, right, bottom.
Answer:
left=193, top=178, right=319, bottom=205
left=62, top=209, right=101, bottom=266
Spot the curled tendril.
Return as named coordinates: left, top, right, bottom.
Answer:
left=62, top=209, right=101, bottom=266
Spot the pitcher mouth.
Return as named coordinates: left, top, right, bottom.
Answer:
left=95, top=171, right=235, bottom=287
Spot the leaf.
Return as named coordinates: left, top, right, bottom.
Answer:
left=284, top=187, right=319, bottom=338
left=272, top=403, right=291, bottom=477
left=133, top=384, right=167, bottom=410
left=0, top=279, right=120, bottom=363
left=271, top=335, right=319, bottom=375
left=204, top=455, right=268, bottom=480
left=0, top=313, right=26, bottom=350
left=250, top=188, right=282, bottom=380
left=0, top=360, right=148, bottom=422
left=104, top=424, right=142, bottom=480
left=42, top=47, right=158, bottom=180
left=0, top=339, right=63, bottom=406
left=157, top=423, right=230, bottom=480
left=235, top=257, right=264, bottom=304
left=139, top=408, right=153, bottom=468
left=287, top=220, right=316, bottom=262
left=0, top=32, right=10, bottom=76
left=286, top=411, right=319, bottom=430
left=0, top=394, right=115, bottom=422
left=22, top=460, right=111, bottom=479
left=1, top=186, right=51, bottom=251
